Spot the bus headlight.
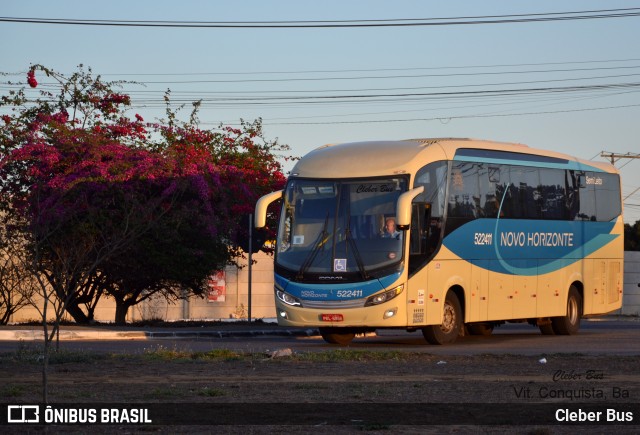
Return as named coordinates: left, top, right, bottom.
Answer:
left=276, top=289, right=302, bottom=307
left=365, top=285, right=404, bottom=307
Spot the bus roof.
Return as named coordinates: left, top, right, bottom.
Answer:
left=290, top=138, right=617, bottom=179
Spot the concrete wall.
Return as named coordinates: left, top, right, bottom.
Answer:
left=9, top=251, right=640, bottom=323
left=621, top=251, right=640, bottom=316
left=10, top=251, right=277, bottom=323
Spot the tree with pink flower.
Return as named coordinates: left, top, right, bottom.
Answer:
left=0, top=65, right=289, bottom=327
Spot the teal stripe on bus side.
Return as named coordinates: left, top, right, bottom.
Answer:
left=442, top=219, right=618, bottom=276
left=453, top=155, right=604, bottom=172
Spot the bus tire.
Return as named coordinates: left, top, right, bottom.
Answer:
left=422, top=292, right=462, bottom=345
left=468, top=322, right=493, bottom=336
left=552, top=286, right=582, bottom=335
left=319, top=328, right=355, bottom=345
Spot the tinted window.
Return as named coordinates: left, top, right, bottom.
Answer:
left=509, top=165, right=540, bottom=219
left=414, top=161, right=448, bottom=219
left=539, top=168, right=567, bottom=220
left=443, top=162, right=620, bottom=223
left=494, top=165, right=519, bottom=219
left=448, top=162, right=480, bottom=218
left=411, top=161, right=448, bottom=275
left=576, top=174, right=596, bottom=221
left=592, top=172, right=621, bottom=221
left=478, top=164, right=500, bottom=218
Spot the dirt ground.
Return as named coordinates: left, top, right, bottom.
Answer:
left=1, top=345, right=639, bottom=434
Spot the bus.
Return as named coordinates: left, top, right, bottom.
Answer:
left=254, top=138, right=623, bottom=345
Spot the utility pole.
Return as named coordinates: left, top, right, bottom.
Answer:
left=600, top=152, right=640, bottom=166
left=600, top=152, right=640, bottom=225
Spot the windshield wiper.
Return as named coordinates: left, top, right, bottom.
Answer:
left=345, top=216, right=370, bottom=280
left=343, top=193, right=369, bottom=281
left=296, top=212, right=330, bottom=281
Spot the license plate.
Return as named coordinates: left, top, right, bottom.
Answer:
left=321, top=314, right=344, bottom=322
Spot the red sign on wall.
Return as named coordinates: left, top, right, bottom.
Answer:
left=207, top=271, right=226, bottom=302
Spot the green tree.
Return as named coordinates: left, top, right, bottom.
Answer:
left=625, top=220, right=640, bottom=251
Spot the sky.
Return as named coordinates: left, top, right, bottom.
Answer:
left=2, top=0, right=640, bottom=223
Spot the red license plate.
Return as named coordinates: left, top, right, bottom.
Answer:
left=321, top=314, right=344, bottom=322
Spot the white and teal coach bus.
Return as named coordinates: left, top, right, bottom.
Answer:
left=255, top=138, right=623, bottom=345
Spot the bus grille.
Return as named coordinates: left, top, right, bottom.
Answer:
left=302, top=298, right=366, bottom=309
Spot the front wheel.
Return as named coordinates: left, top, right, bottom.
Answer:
left=422, top=291, right=462, bottom=345
left=552, top=286, right=582, bottom=335
left=319, top=328, right=355, bottom=345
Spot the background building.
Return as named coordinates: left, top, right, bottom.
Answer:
left=10, top=252, right=277, bottom=323
left=9, top=252, right=640, bottom=323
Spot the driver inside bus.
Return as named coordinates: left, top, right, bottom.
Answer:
left=381, top=217, right=401, bottom=240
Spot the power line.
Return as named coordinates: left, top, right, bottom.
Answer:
left=118, top=82, right=640, bottom=103
left=211, top=90, right=640, bottom=124
left=109, top=65, right=640, bottom=85
left=11, top=79, right=640, bottom=104
left=10, top=81, right=638, bottom=118
left=6, top=71, right=640, bottom=96
left=5, top=59, right=640, bottom=89
left=91, top=58, right=640, bottom=77
left=624, top=187, right=640, bottom=201
left=5, top=58, right=640, bottom=78
left=261, top=103, right=640, bottom=125
left=1, top=8, right=640, bottom=28
left=5, top=68, right=639, bottom=124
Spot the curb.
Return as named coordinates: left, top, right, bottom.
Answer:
left=0, top=316, right=635, bottom=342
left=144, top=329, right=320, bottom=340
left=0, top=328, right=320, bottom=341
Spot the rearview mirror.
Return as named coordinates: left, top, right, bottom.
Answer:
left=395, top=186, right=425, bottom=230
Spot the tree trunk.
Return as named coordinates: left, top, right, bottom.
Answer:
left=114, top=302, right=130, bottom=324
left=64, top=300, right=91, bottom=323
left=41, top=292, right=49, bottom=404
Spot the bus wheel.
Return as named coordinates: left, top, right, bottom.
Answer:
left=319, top=328, right=355, bottom=345
left=422, top=292, right=462, bottom=345
left=468, top=322, right=493, bottom=336
left=552, top=286, right=582, bottom=335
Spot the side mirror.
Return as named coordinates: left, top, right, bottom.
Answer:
left=254, top=190, right=283, bottom=228
left=396, top=186, right=424, bottom=230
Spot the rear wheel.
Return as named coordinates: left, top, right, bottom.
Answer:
left=552, top=286, right=582, bottom=335
left=319, top=328, right=355, bottom=345
left=422, top=292, right=462, bottom=345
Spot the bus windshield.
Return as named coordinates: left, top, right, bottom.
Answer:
left=277, top=177, right=409, bottom=279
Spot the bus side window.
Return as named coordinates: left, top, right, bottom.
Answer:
left=409, top=203, right=427, bottom=255
left=593, top=172, right=621, bottom=221
left=448, top=162, right=480, bottom=219
left=565, top=171, right=580, bottom=220
left=575, top=172, right=597, bottom=221
left=539, top=168, right=567, bottom=220
left=479, top=165, right=499, bottom=218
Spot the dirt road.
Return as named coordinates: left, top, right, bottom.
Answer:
left=1, top=346, right=639, bottom=433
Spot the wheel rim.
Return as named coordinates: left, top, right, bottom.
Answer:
left=441, top=302, right=456, bottom=333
